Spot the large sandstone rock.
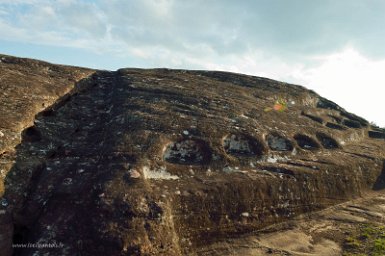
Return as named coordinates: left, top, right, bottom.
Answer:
left=0, top=55, right=384, bottom=255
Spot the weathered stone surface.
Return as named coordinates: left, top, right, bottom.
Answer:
left=223, top=134, right=263, bottom=156
left=293, top=134, right=320, bottom=150
left=164, top=139, right=211, bottom=164
left=0, top=54, right=384, bottom=256
left=315, top=132, right=340, bottom=149
left=325, top=122, right=347, bottom=130
left=369, top=130, right=385, bottom=139
left=342, top=118, right=362, bottom=128
left=316, top=97, right=342, bottom=111
left=340, top=111, right=369, bottom=127
left=301, top=111, right=324, bottom=124
left=0, top=54, right=93, bottom=255
left=266, top=133, right=293, bottom=151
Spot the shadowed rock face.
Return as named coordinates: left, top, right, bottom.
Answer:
left=293, top=134, right=320, bottom=150
left=266, top=133, right=293, bottom=151
left=0, top=54, right=384, bottom=256
left=223, top=134, right=264, bottom=156
left=164, top=139, right=211, bottom=164
left=316, top=132, right=340, bottom=149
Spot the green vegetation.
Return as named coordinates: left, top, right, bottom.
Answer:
left=343, top=224, right=385, bottom=256
left=345, top=236, right=362, bottom=249
left=373, top=238, right=385, bottom=255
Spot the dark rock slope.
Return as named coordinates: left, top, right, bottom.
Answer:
left=0, top=54, right=384, bottom=255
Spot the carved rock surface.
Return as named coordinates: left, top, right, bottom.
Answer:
left=223, top=134, right=263, bottom=156
left=266, top=133, right=293, bottom=151
left=0, top=54, right=384, bottom=256
left=293, top=134, right=320, bottom=150
left=164, top=139, right=210, bottom=164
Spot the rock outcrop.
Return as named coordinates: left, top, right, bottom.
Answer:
left=0, top=54, right=384, bottom=255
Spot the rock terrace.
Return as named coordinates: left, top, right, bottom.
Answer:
left=0, top=54, right=384, bottom=255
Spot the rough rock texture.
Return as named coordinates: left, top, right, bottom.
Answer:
left=0, top=54, right=384, bottom=255
left=209, top=190, right=385, bottom=256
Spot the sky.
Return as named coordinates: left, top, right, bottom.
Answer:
left=0, top=0, right=384, bottom=127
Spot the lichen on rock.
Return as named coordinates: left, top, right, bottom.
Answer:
left=266, top=133, right=293, bottom=151
left=223, top=133, right=263, bottom=156
left=163, top=139, right=211, bottom=164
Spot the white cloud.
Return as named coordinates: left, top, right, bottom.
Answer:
left=290, top=47, right=385, bottom=127
left=0, top=0, right=44, bottom=4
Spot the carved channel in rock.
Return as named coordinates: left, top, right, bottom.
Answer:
left=342, top=119, right=361, bottom=128
left=368, top=131, right=385, bottom=139
left=262, top=166, right=295, bottom=176
left=293, top=134, right=320, bottom=150
left=327, top=115, right=342, bottom=124
left=266, top=133, right=293, bottom=151
left=223, top=134, right=263, bottom=156
left=373, top=160, right=385, bottom=190
left=340, top=112, right=369, bottom=127
left=325, top=122, right=346, bottom=130
left=164, top=139, right=211, bottom=164
left=316, top=133, right=339, bottom=149
left=22, top=126, right=42, bottom=142
left=301, top=111, right=323, bottom=124
left=316, top=97, right=341, bottom=111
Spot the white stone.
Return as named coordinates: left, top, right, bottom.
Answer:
left=142, top=166, right=179, bottom=180
left=266, top=157, right=278, bottom=163
left=222, top=166, right=235, bottom=173
left=130, top=169, right=141, bottom=178
left=62, top=178, right=72, bottom=185
left=241, top=212, right=250, bottom=217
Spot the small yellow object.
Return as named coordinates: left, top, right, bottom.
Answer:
left=264, top=107, right=272, bottom=112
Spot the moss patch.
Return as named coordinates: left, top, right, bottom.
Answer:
left=343, top=224, right=385, bottom=256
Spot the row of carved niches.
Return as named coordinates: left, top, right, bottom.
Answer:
left=163, top=132, right=340, bottom=164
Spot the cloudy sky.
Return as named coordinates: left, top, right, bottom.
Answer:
left=1, top=0, right=384, bottom=126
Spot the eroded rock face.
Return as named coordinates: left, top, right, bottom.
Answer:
left=316, top=132, right=340, bottom=149
left=0, top=55, right=384, bottom=256
left=325, top=122, right=346, bottom=130
left=369, top=129, right=385, bottom=139
left=223, top=134, right=263, bottom=156
left=0, top=55, right=93, bottom=255
left=342, top=118, right=362, bottom=128
left=293, top=134, right=320, bottom=150
left=266, top=133, right=293, bottom=151
left=22, top=126, right=42, bottom=142
left=164, top=139, right=211, bottom=164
